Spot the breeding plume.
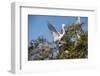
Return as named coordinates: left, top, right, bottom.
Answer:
left=48, top=22, right=65, bottom=42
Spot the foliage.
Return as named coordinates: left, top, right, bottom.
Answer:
left=58, top=23, right=88, bottom=59
left=28, top=23, right=88, bottom=60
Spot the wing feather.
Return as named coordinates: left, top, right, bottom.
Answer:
left=48, top=22, right=60, bottom=36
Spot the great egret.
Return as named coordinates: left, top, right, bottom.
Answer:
left=77, top=33, right=81, bottom=39
left=48, top=21, right=66, bottom=42
left=75, top=16, right=81, bottom=39
left=75, top=16, right=81, bottom=24
left=74, top=16, right=81, bottom=47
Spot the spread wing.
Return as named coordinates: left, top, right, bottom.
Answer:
left=48, top=22, right=60, bottom=36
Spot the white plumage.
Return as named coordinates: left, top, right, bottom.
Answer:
left=75, top=16, right=81, bottom=24
left=48, top=22, right=65, bottom=42
left=77, top=33, right=80, bottom=39
left=76, top=16, right=81, bottom=39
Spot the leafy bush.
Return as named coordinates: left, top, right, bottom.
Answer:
left=28, top=23, right=88, bottom=60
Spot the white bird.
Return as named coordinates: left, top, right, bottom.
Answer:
left=74, top=33, right=80, bottom=46
left=65, top=50, right=69, bottom=54
left=77, top=33, right=80, bottom=39
left=75, top=16, right=81, bottom=24
left=48, top=22, right=66, bottom=42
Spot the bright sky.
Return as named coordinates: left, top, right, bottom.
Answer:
left=28, top=15, right=88, bottom=43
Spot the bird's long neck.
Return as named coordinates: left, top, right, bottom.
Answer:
left=76, top=17, right=81, bottom=24
left=62, top=26, right=65, bottom=35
